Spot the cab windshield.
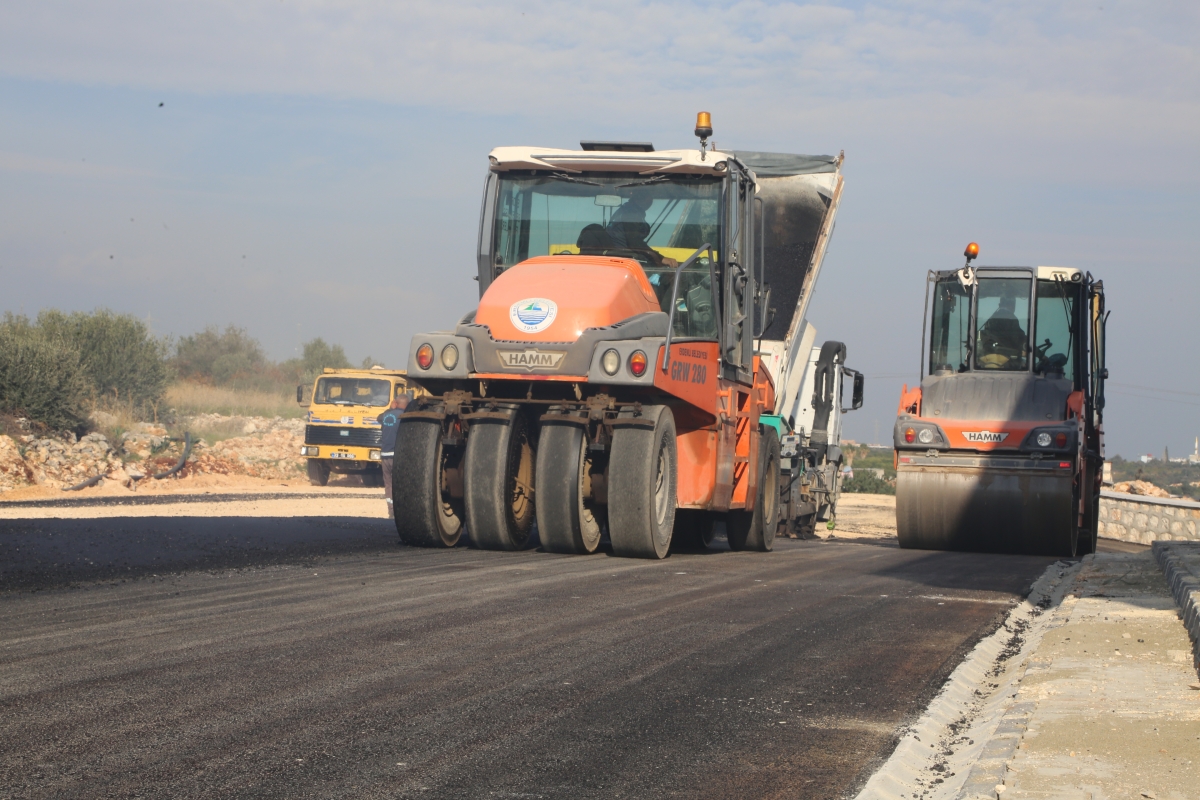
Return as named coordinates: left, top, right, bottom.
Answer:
left=313, top=377, right=391, bottom=407
left=493, top=174, right=722, bottom=339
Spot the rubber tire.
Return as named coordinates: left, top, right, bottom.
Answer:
left=464, top=412, right=536, bottom=551
left=306, top=459, right=330, bottom=487
left=727, top=427, right=781, bottom=552
left=536, top=423, right=602, bottom=555
left=608, top=406, right=677, bottom=559
left=671, top=509, right=715, bottom=552
left=392, top=418, right=463, bottom=548
left=1056, top=481, right=1082, bottom=558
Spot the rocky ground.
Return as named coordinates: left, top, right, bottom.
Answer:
left=0, top=414, right=312, bottom=497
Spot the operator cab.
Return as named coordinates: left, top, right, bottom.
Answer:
left=479, top=127, right=763, bottom=383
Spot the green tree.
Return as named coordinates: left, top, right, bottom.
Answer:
left=37, top=309, right=171, bottom=412
left=0, top=314, right=91, bottom=430
left=174, top=325, right=268, bottom=385
left=301, top=338, right=351, bottom=377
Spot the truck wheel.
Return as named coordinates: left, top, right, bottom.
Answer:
left=671, top=509, right=715, bottom=552
left=393, top=418, right=463, bottom=548
left=608, top=406, right=676, bottom=559
left=464, top=411, right=536, bottom=551
left=727, top=427, right=781, bottom=552
left=306, top=459, right=330, bottom=487
left=536, top=423, right=602, bottom=555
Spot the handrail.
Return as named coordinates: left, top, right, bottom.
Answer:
left=660, top=243, right=716, bottom=372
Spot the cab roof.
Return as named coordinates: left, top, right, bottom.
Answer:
left=320, top=367, right=408, bottom=378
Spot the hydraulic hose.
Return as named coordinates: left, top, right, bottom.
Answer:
left=152, top=432, right=192, bottom=479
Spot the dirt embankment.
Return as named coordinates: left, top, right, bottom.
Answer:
left=0, top=414, right=351, bottom=501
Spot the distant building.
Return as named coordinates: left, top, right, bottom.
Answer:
left=1139, top=454, right=1154, bottom=464
left=1190, top=437, right=1200, bottom=465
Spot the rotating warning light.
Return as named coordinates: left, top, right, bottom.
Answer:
left=964, top=242, right=980, bottom=262
left=694, top=111, right=713, bottom=139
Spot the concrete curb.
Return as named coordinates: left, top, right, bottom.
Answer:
left=853, top=560, right=1080, bottom=800
left=1152, top=540, right=1200, bottom=678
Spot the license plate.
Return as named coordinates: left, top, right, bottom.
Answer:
left=329, top=452, right=356, bottom=460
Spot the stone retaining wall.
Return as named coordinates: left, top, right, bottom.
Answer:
left=1099, top=491, right=1200, bottom=545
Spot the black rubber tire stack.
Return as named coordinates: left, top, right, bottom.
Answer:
left=392, top=417, right=463, bottom=548
left=464, top=411, right=537, bottom=551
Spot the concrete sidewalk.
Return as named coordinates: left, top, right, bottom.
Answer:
left=961, top=549, right=1200, bottom=800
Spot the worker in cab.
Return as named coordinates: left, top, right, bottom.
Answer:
left=977, top=296, right=1028, bottom=368
left=378, top=389, right=411, bottom=517
left=606, top=196, right=679, bottom=268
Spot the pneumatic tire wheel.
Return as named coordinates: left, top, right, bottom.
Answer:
left=608, top=406, right=677, bottom=559
left=536, top=423, right=603, bottom=555
left=464, top=411, right=537, bottom=551
left=306, top=459, right=330, bottom=487
left=670, top=509, right=715, bottom=553
left=727, top=427, right=781, bottom=552
left=392, top=418, right=464, bottom=548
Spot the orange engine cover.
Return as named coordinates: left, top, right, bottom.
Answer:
left=476, top=256, right=661, bottom=342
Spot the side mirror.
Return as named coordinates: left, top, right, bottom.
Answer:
left=296, top=385, right=306, bottom=405
left=841, top=368, right=864, bottom=412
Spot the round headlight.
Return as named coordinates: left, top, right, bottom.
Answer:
left=918, top=428, right=934, bottom=444
left=1036, top=432, right=1052, bottom=447
left=601, top=349, right=620, bottom=376
left=628, top=350, right=648, bottom=377
left=440, top=343, right=459, bottom=370
left=415, top=344, right=434, bottom=370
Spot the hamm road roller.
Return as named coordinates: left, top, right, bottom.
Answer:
left=894, top=243, right=1108, bottom=556
left=393, top=114, right=860, bottom=558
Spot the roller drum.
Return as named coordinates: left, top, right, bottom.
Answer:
left=896, top=465, right=1076, bottom=556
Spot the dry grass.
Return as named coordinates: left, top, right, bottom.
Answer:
left=165, top=382, right=305, bottom=420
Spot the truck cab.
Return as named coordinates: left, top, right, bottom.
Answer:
left=298, top=368, right=415, bottom=486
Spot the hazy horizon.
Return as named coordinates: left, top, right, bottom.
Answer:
left=2, top=1, right=1197, bottom=459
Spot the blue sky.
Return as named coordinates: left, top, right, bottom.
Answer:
left=1, top=1, right=1198, bottom=457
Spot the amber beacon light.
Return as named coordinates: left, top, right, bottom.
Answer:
left=695, top=112, right=713, bottom=160
left=964, top=242, right=980, bottom=262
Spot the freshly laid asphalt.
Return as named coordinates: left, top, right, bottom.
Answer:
left=0, top=514, right=1059, bottom=799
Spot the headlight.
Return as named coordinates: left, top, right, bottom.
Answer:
left=369, top=449, right=381, bottom=461
left=301, top=446, right=319, bottom=456
left=1036, top=432, right=1052, bottom=447
left=601, top=348, right=620, bottom=376
left=918, top=428, right=934, bottom=444
left=416, top=344, right=434, bottom=370
left=440, top=344, right=459, bottom=370
left=628, top=350, right=648, bottom=377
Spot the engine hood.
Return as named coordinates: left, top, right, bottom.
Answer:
left=474, top=255, right=661, bottom=342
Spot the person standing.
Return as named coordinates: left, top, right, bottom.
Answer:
left=378, top=390, right=411, bottom=518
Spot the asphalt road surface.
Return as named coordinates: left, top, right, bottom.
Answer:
left=0, top=512, right=1059, bottom=799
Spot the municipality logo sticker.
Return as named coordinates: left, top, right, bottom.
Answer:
left=510, top=298, right=558, bottom=333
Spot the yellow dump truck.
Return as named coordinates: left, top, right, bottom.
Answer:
left=297, top=368, right=415, bottom=486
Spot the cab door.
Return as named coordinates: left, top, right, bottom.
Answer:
left=721, top=165, right=757, bottom=385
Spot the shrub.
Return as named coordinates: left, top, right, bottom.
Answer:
left=174, top=325, right=269, bottom=386
left=0, top=314, right=92, bottom=430
left=37, top=309, right=171, bottom=413
left=842, top=471, right=896, bottom=495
